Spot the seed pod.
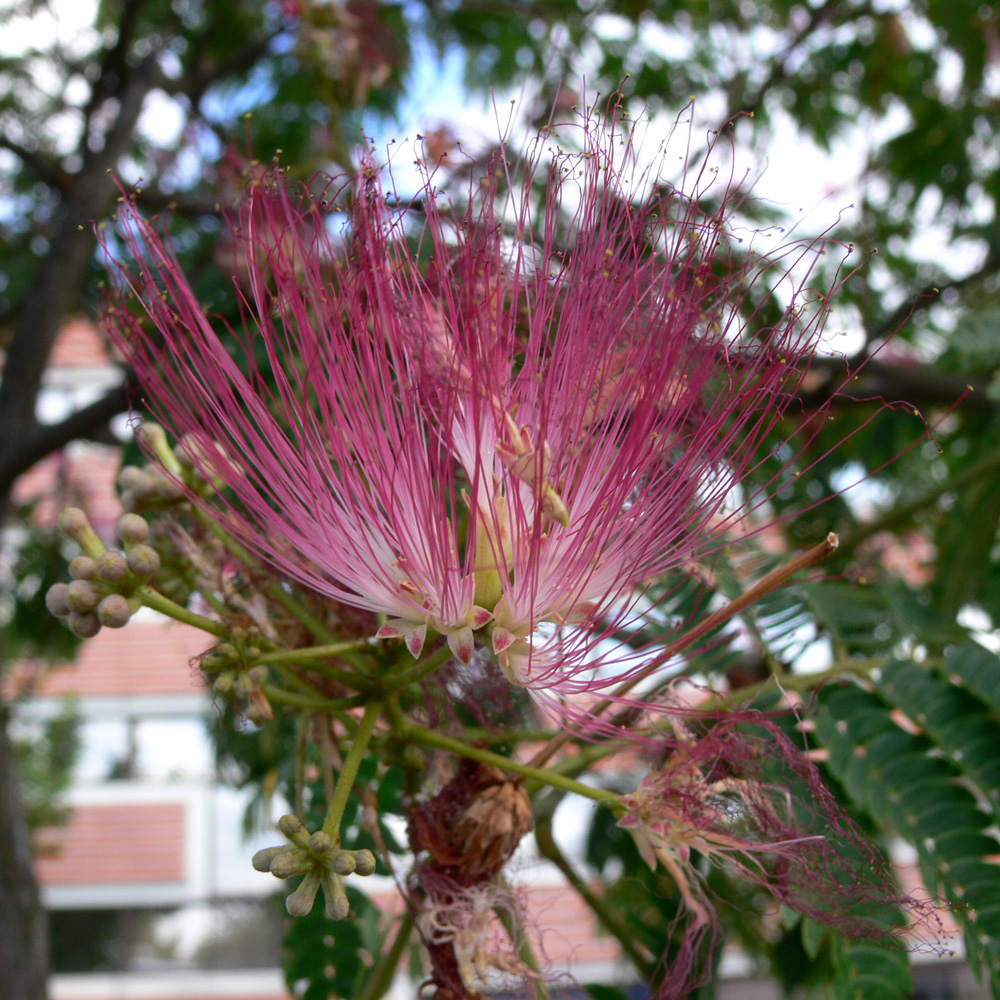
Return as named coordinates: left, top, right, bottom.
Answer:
left=126, top=545, right=160, bottom=578
left=96, top=550, right=129, bottom=583
left=46, top=583, right=71, bottom=618
left=66, top=579, right=102, bottom=614
left=117, top=513, right=150, bottom=545
left=97, top=593, right=132, bottom=628
left=68, top=611, right=101, bottom=638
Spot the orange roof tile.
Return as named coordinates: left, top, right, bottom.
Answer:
left=38, top=802, right=185, bottom=885
left=10, top=622, right=211, bottom=700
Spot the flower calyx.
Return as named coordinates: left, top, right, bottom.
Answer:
left=252, top=813, right=377, bottom=919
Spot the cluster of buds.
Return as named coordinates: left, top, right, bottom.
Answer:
left=253, top=813, right=377, bottom=919
left=45, top=508, right=160, bottom=637
left=200, top=625, right=274, bottom=722
left=118, top=423, right=220, bottom=513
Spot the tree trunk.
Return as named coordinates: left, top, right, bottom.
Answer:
left=0, top=707, right=48, bottom=1000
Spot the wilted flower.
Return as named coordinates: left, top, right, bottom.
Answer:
left=618, top=714, right=939, bottom=997
left=104, top=109, right=844, bottom=693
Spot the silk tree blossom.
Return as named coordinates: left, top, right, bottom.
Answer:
left=104, top=113, right=849, bottom=691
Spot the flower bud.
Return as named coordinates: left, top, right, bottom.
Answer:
left=136, top=422, right=183, bottom=475
left=233, top=672, right=255, bottom=699
left=285, top=871, right=321, bottom=917
left=252, top=846, right=284, bottom=872
left=331, top=851, right=356, bottom=875
left=249, top=665, right=269, bottom=684
left=69, top=556, right=97, bottom=580
left=309, top=831, right=333, bottom=855
left=322, top=871, right=349, bottom=920
left=216, top=642, right=237, bottom=659
left=58, top=507, right=106, bottom=558
left=68, top=611, right=101, bottom=638
left=353, top=849, right=376, bottom=876
left=270, top=850, right=313, bottom=879
left=117, top=513, right=150, bottom=545
left=126, top=545, right=160, bottom=578
left=278, top=814, right=307, bottom=842
left=66, top=579, right=102, bottom=614
left=96, top=550, right=129, bottom=583
left=155, top=475, right=184, bottom=501
left=118, top=465, right=146, bottom=491
left=45, top=583, right=71, bottom=618
left=212, top=671, right=235, bottom=694
left=97, top=593, right=133, bottom=628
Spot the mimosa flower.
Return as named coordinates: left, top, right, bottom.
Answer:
left=104, top=111, right=845, bottom=687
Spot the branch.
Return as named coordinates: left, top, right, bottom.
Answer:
left=0, top=379, right=133, bottom=490
left=0, top=135, right=66, bottom=189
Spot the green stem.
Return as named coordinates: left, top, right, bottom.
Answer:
left=258, top=645, right=373, bottom=689
left=257, top=641, right=371, bottom=665
left=322, top=701, right=383, bottom=841
left=534, top=816, right=655, bottom=979
left=398, top=719, right=621, bottom=812
left=263, top=685, right=362, bottom=713
left=380, top=644, right=453, bottom=692
left=268, top=584, right=340, bottom=644
left=355, top=913, right=414, bottom=1000
left=140, top=586, right=228, bottom=638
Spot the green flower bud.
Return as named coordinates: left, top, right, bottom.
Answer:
left=66, top=579, right=102, bottom=614
left=216, top=643, right=237, bottom=659
left=68, top=611, right=101, bottom=638
left=233, top=672, right=255, bottom=699
left=117, top=465, right=146, bottom=492
left=45, top=583, right=71, bottom=618
left=252, top=846, right=284, bottom=873
left=126, top=545, right=160, bottom=578
left=331, top=851, right=356, bottom=875
left=277, top=814, right=309, bottom=846
left=285, top=871, right=321, bottom=917
left=96, top=550, right=129, bottom=583
left=249, top=665, right=269, bottom=685
left=309, top=831, right=333, bottom=855
left=212, top=671, right=235, bottom=694
left=353, top=849, right=376, bottom=876
left=155, top=475, right=184, bottom=501
left=97, top=593, right=132, bottom=628
left=117, top=513, right=150, bottom=546
left=69, top=556, right=97, bottom=580
left=58, top=507, right=106, bottom=558
left=322, top=870, right=349, bottom=920
left=270, top=850, right=313, bottom=879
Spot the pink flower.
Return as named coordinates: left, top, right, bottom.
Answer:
left=104, top=112, right=842, bottom=686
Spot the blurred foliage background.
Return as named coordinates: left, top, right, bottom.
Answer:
left=2, top=0, right=1000, bottom=998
